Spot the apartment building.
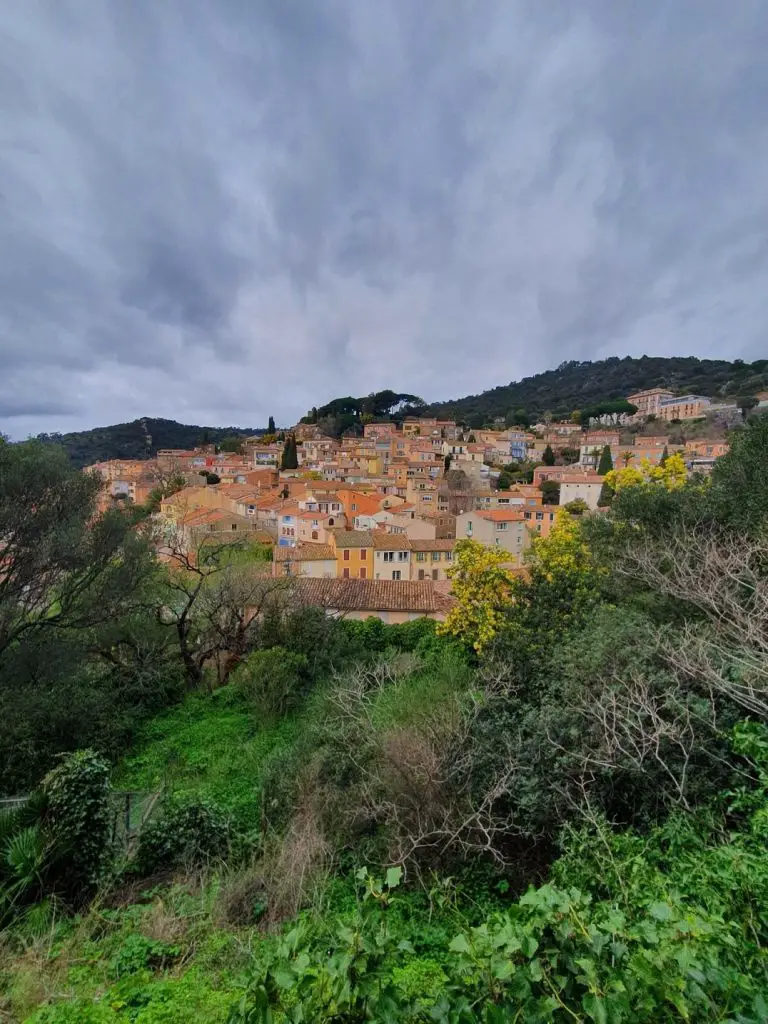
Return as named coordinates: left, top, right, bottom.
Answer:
left=455, top=510, right=528, bottom=565
left=657, top=395, right=711, bottom=421
left=372, top=532, right=411, bottom=581
left=409, top=539, right=456, bottom=581
left=626, top=388, right=675, bottom=418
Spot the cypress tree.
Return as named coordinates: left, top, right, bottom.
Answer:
left=659, top=445, right=669, bottom=466
left=281, top=435, right=299, bottom=471
left=542, top=444, right=556, bottom=466
left=597, top=444, right=613, bottom=475
left=268, top=415, right=276, bottom=434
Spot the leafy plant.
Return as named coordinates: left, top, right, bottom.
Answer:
left=135, top=798, right=231, bottom=875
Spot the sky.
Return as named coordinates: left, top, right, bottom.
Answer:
left=2, top=1, right=768, bottom=438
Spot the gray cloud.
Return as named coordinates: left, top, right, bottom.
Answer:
left=2, top=0, right=768, bottom=437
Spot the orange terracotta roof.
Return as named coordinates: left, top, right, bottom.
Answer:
left=408, top=539, right=457, bottom=551
left=273, top=543, right=335, bottom=562
left=290, top=577, right=455, bottom=613
left=332, top=530, right=374, bottom=548
left=371, top=532, right=411, bottom=550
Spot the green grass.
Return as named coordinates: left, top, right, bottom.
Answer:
left=115, top=691, right=299, bottom=831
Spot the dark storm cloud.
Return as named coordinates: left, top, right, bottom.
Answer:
left=2, top=0, right=768, bottom=437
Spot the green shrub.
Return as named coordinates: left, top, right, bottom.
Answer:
left=108, top=933, right=181, bottom=979
left=42, top=749, right=112, bottom=899
left=232, top=647, right=309, bottom=721
left=135, top=798, right=230, bottom=875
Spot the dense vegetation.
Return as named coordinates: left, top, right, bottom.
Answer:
left=301, top=390, right=425, bottom=438
left=419, top=354, right=768, bottom=425
left=32, top=418, right=260, bottom=468
left=2, top=419, right=768, bottom=1020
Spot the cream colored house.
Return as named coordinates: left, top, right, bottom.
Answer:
left=559, top=473, right=604, bottom=510
left=455, top=510, right=527, bottom=565
left=272, top=542, right=337, bottom=578
left=409, top=539, right=456, bottom=581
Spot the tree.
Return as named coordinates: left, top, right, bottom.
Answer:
left=597, top=445, right=613, bottom=476
left=737, top=395, right=758, bottom=421
left=268, top=415, right=276, bottom=434
left=708, top=415, right=768, bottom=537
left=539, top=480, right=560, bottom=505
left=218, top=435, right=244, bottom=454
left=560, top=446, right=580, bottom=465
left=497, top=471, right=512, bottom=490
left=281, top=435, right=299, bottom=471
left=659, top=445, right=669, bottom=466
left=0, top=441, right=153, bottom=665
left=438, top=540, right=517, bottom=652
left=564, top=498, right=589, bottom=516
left=604, top=452, right=687, bottom=494
left=542, top=444, right=556, bottom=466
left=0, top=441, right=174, bottom=790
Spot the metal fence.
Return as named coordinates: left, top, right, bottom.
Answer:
left=1, top=790, right=162, bottom=855
left=110, top=790, right=163, bottom=854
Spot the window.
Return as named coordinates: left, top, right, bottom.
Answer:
left=359, top=567, right=366, bottom=579
left=343, top=568, right=350, bottom=579
left=351, top=503, right=357, bottom=511
left=524, top=512, right=531, bottom=520
left=431, top=551, right=440, bottom=561
left=496, top=522, right=508, bottom=531
left=311, top=531, right=318, bottom=540
left=416, top=552, right=426, bottom=561
left=445, top=551, right=453, bottom=561
left=383, top=551, right=394, bottom=562
left=360, top=548, right=367, bottom=558
left=467, top=521, right=473, bottom=533
left=432, top=569, right=439, bottom=581
left=398, top=550, right=408, bottom=562
left=422, top=495, right=432, bottom=502
left=343, top=549, right=350, bottom=561
left=231, top=523, right=237, bottom=530
left=418, top=569, right=425, bottom=580
left=535, top=512, right=544, bottom=521
left=392, top=570, right=401, bottom=581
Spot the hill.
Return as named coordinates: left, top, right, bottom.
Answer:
left=418, top=355, right=768, bottom=425
left=29, top=355, right=768, bottom=462
left=34, top=417, right=259, bottom=468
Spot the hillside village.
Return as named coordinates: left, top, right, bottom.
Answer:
left=84, top=384, right=767, bottom=623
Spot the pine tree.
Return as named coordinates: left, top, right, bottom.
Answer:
left=542, top=444, right=555, bottom=466
left=268, top=415, right=276, bottom=434
left=597, top=444, right=613, bottom=475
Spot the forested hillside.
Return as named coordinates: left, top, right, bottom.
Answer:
left=3, top=421, right=768, bottom=1020
left=420, top=354, right=768, bottom=424
left=33, top=417, right=259, bottom=468
left=23, top=356, right=768, bottom=462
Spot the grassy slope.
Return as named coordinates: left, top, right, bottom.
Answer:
left=2, top=654, right=488, bottom=1022
left=115, top=691, right=298, bottom=832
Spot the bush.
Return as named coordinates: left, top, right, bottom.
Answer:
left=135, top=798, right=230, bottom=875
left=42, top=749, right=112, bottom=899
left=232, top=647, right=309, bottom=721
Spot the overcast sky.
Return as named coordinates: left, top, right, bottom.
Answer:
left=2, top=1, right=768, bottom=437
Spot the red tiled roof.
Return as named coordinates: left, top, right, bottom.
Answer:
left=291, top=577, right=455, bottom=613
left=273, top=543, right=335, bottom=562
